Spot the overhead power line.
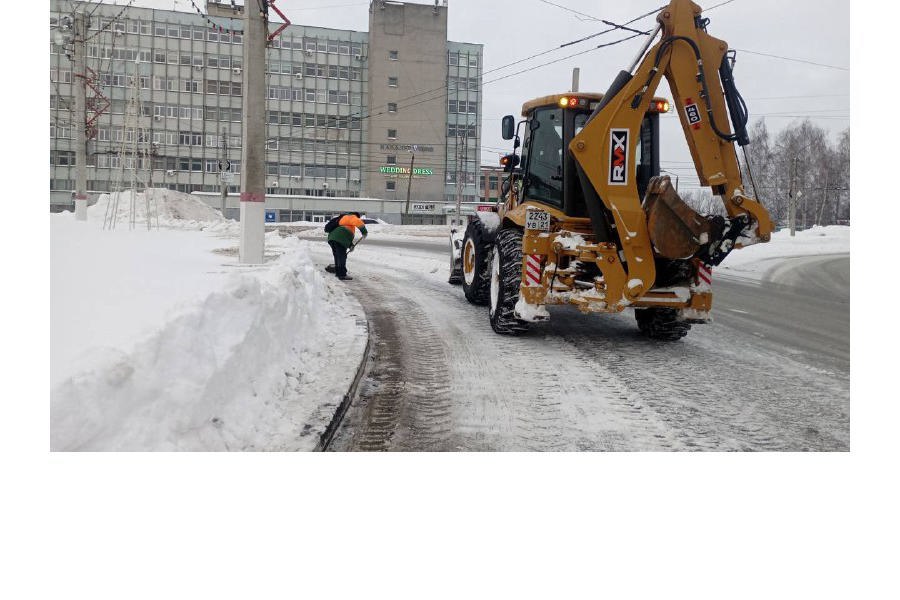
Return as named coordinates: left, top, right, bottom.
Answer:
left=558, top=5, right=663, bottom=48
left=369, top=27, right=648, bottom=121
left=749, top=94, right=849, bottom=100
left=703, top=0, right=740, bottom=10
left=540, top=0, right=736, bottom=29
left=540, top=0, right=846, bottom=72
left=731, top=48, right=849, bottom=71
left=289, top=2, right=369, bottom=10
left=347, top=4, right=664, bottom=123
left=84, top=0, right=136, bottom=42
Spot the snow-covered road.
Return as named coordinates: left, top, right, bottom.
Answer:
left=50, top=200, right=849, bottom=452
left=300, top=231, right=849, bottom=451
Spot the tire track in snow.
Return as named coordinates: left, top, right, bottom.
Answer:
left=340, top=275, right=454, bottom=451
left=309, top=238, right=847, bottom=451
left=332, top=251, right=683, bottom=451
left=550, top=308, right=849, bottom=451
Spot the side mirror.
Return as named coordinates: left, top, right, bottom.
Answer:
left=501, top=115, right=516, bottom=140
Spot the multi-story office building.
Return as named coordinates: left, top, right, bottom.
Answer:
left=48, top=0, right=482, bottom=223
left=479, top=164, right=505, bottom=203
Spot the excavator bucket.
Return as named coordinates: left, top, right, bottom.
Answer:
left=642, top=175, right=722, bottom=259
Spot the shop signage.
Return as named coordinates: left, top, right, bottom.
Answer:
left=379, top=166, right=434, bottom=176
left=380, top=144, right=435, bottom=153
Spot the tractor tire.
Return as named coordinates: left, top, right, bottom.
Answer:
left=462, top=218, right=495, bottom=305
left=635, top=307, right=691, bottom=341
left=489, top=227, right=530, bottom=335
left=448, top=234, right=463, bottom=285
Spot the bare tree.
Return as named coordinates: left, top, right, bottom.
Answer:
left=740, top=118, right=850, bottom=228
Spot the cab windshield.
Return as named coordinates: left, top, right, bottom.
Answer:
left=521, top=106, right=658, bottom=215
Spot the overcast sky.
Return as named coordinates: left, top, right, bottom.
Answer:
left=62, top=0, right=850, bottom=190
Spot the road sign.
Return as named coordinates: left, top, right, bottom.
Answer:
left=265, top=210, right=276, bottom=223
left=220, top=172, right=234, bottom=183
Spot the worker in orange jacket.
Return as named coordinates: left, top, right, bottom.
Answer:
left=326, top=212, right=367, bottom=280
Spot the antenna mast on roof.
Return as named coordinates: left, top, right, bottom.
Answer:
left=104, top=60, right=157, bottom=230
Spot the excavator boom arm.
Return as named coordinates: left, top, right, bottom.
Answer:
left=569, top=0, right=772, bottom=286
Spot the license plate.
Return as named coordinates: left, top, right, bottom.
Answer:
left=525, top=209, right=550, bottom=231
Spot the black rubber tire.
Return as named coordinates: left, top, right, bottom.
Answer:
left=462, top=219, right=495, bottom=305
left=635, top=307, right=691, bottom=341
left=489, top=228, right=530, bottom=335
left=448, top=232, right=463, bottom=285
left=448, top=271, right=463, bottom=285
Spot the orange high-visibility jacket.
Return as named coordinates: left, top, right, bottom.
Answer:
left=327, top=214, right=368, bottom=248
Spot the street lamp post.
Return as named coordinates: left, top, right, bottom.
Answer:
left=219, top=127, right=228, bottom=216
left=404, top=152, right=415, bottom=216
left=788, top=156, right=798, bottom=237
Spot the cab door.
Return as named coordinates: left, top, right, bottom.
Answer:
left=521, top=107, right=565, bottom=211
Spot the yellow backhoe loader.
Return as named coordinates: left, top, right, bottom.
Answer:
left=449, top=0, right=773, bottom=340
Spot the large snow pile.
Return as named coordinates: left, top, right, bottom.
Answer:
left=90, top=188, right=235, bottom=232
left=717, top=225, right=850, bottom=281
left=50, top=213, right=366, bottom=451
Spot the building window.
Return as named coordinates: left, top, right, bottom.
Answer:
left=386, top=155, right=397, bottom=165
left=448, top=100, right=477, bottom=114
left=489, top=176, right=499, bottom=190
left=386, top=181, right=396, bottom=191
left=387, top=129, right=397, bottom=140
left=388, top=76, right=398, bottom=87
left=51, top=150, right=76, bottom=166
left=389, top=50, right=398, bottom=60
left=179, top=131, right=203, bottom=146
left=387, top=102, right=397, bottom=113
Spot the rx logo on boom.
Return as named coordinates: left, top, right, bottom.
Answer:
left=608, top=129, right=629, bottom=185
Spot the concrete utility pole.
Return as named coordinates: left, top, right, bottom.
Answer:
left=571, top=67, right=580, bottom=93
left=404, top=153, right=415, bottom=215
left=239, top=2, right=267, bottom=264
left=73, top=11, right=88, bottom=221
left=816, top=170, right=829, bottom=226
left=454, top=133, right=467, bottom=227
left=219, top=127, right=228, bottom=216
left=788, top=157, right=797, bottom=237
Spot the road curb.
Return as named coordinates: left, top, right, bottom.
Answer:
left=314, top=308, right=372, bottom=452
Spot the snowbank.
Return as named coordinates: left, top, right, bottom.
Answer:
left=285, top=221, right=448, bottom=239
left=717, top=225, right=850, bottom=281
left=50, top=204, right=366, bottom=451
left=91, top=188, right=239, bottom=233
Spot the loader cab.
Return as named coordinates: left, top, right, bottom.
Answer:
left=510, top=93, right=665, bottom=218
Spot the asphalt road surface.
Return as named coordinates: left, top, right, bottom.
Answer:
left=305, top=233, right=849, bottom=452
